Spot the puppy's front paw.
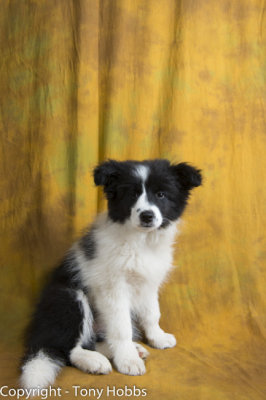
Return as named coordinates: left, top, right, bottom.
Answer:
left=114, top=356, right=146, bottom=376
left=148, top=332, right=176, bottom=349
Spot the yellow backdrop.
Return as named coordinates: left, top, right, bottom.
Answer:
left=0, top=1, right=266, bottom=399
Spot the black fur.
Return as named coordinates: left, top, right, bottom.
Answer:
left=52, top=251, right=83, bottom=289
left=24, top=287, right=83, bottom=364
left=94, top=159, right=202, bottom=227
left=22, top=249, right=95, bottom=370
left=80, top=228, right=96, bottom=260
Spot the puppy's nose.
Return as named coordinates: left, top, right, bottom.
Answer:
left=140, top=210, right=155, bottom=224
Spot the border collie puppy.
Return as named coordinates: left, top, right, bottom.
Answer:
left=20, top=159, right=202, bottom=389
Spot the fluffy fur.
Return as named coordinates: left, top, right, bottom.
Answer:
left=20, top=158, right=202, bottom=388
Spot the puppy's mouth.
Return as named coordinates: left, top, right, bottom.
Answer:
left=137, top=221, right=159, bottom=231
left=140, top=222, right=154, bottom=228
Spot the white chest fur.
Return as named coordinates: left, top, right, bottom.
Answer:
left=74, top=213, right=179, bottom=365
left=76, top=214, right=177, bottom=305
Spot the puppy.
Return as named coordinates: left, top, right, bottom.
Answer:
left=20, top=159, right=202, bottom=389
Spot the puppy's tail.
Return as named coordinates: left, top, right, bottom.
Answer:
left=20, top=349, right=65, bottom=389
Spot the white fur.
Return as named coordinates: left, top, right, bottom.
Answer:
left=134, top=165, right=149, bottom=182
left=70, top=288, right=112, bottom=375
left=20, top=350, right=62, bottom=389
left=96, top=341, right=149, bottom=360
left=70, top=346, right=112, bottom=374
left=76, top=212, right=177, bottom=375
left=75, top=289, right=93, bottom=347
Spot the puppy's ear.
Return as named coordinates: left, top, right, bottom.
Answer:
left=93, top=160, right=119, bottom=186
left=171, top=162, right=202, bottom=190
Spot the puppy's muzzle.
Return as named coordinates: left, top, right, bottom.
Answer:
left=139, top=210, right=155, bottom=227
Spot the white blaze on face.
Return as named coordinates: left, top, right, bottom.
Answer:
left=131, top=165, right=163, bottom=231
left=134, top=165, right=149, bottom=183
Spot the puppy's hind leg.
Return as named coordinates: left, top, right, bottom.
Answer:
left=71, top=291, right=112, bottom=374
left=96, top=342, right=149, bottom=360
left=70, top=346, right=112, bottom=374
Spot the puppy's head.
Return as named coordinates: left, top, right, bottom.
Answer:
left=94, top=159, right=202, bottom=231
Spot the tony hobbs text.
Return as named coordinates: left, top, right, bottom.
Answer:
left=0, top=385, right=148, bottom=399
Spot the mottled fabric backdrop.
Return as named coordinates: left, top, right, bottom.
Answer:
left=0, top=1, right=266, bottom=399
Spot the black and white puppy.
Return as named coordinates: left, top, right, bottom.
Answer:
left=20, top=159, right=202, bottom=389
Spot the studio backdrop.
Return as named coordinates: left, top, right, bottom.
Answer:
left=0, top=1, right=266, bottom=399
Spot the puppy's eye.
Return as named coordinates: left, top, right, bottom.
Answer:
left=156, top=191, right=165, bottom=199
left=132, top=191, right=139, bottom=199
